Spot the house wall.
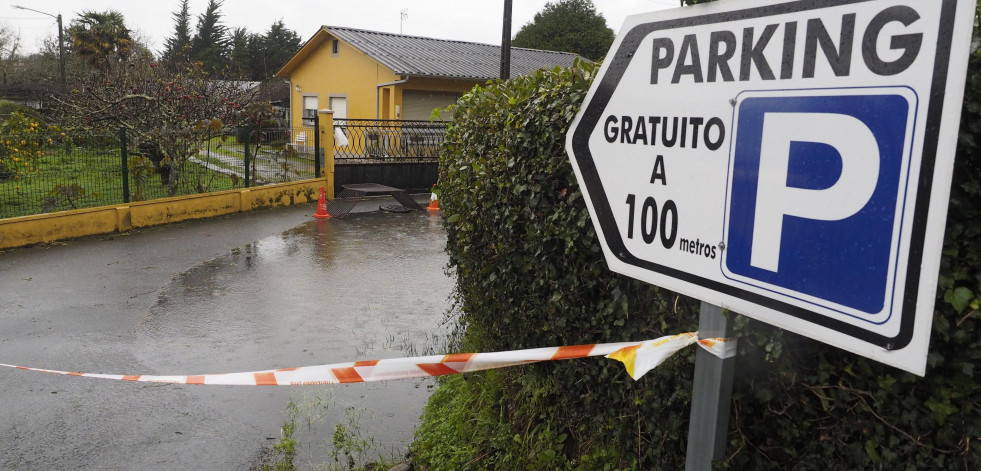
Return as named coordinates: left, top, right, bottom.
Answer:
left=288, top=34, right=400, bottom=125
left=286, top=32, right=480, bottom=124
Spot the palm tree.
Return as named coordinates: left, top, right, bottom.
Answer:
left=67, top=10, right=132, bottom=75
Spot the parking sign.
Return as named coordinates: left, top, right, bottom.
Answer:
left=565, top=0, right=975, bottom=374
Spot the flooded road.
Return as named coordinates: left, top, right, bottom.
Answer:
left=0, top=201, right=454, bottom=469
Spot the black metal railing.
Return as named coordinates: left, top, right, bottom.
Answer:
left=333, top=119, right=445, bottom=162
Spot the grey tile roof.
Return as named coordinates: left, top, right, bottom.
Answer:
left=326, top=26, right=580, bottom=80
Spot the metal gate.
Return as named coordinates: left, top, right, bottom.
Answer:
left=332, top=119, right=445, bottom=193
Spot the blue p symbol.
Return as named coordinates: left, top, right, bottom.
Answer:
left=751, top=112, right=880, bottom=271
left=724, top=93, right=912, bottom=318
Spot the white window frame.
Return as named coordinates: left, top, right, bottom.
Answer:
left=301, top=94, right=319, bottom=126
left=328, top=95, right=348, bottom=120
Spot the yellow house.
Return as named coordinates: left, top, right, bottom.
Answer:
left=275, top=26, right=580, bottom=126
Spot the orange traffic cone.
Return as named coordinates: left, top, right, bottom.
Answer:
left=313, top=187, right=331, bottom=219
left=427, top=185, right=439, bottom=211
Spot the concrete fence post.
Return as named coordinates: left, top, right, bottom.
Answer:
left=318, top=109, right=335, bottom=199
left=313, top=113, right=321, bottom=179
left=243, top=126, right=251, bottom=188
left=119, top=127, right=130, bottom=203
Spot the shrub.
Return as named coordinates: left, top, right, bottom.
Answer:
left=417, top=51, right=980, bottom=469
left=0, top=112, right=67, bottom=181
left=420, top=60, right=702, bottom=469
left=0, top=100, right=44, bottom=124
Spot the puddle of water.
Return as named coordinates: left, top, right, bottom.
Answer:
left=135, top=210, right=454, bottom=466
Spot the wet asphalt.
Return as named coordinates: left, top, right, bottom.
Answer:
left=0, top=196, right=454, bottom=470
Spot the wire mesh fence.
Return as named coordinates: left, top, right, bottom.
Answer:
left=0, top=144, right=122, bottom=219
left=1, top=119, right=448, bottom=220
left=0, top=127, right=320, bottom=220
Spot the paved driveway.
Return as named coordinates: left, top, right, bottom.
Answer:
left=0, top=198, right=452, bottom=469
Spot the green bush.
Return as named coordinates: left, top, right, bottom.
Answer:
left=0, top=100, right=44, bottom=124
left=417, top=60, right=702, bottom=469
left=415, top=49, right=980, bottom=468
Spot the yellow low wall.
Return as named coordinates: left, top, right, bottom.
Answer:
left=0, top=178, right=329, bottom=250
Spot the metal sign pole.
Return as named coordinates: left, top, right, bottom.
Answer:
left=686, top=302, right=736, bottom=470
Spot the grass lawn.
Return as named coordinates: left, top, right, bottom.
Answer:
left=0, top=146, right=242, bottom=219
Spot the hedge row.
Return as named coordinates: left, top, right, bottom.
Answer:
left=414, top=41, right=979, bottom=471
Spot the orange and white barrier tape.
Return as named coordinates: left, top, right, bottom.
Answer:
left=0, top=333, right=733, bottom=386
left=696, top=336, right=738, bottom=359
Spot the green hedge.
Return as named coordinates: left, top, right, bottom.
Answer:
left=415, top=55, right=979, bottom=471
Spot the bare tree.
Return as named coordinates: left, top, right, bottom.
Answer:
left=50, top=53, right=267, bottom=196
left=0, top=23, right=21, bottom=85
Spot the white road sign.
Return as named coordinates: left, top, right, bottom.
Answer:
left=565, top=0, right=975, bottom=375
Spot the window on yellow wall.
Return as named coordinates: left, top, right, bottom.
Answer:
left=331, top=39, right=339, bottom=56
left=302, top=96, right=318, bottom=126
left=329, top=96, right=348, bottom=140
left=329, top=97, right=347, bottom=120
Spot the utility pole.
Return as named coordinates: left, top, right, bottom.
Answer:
left=500, top=0, right=512, bottom=80
left=13, top=5, right=65, bottom=84
left=56, top=12, right=65, bottom=84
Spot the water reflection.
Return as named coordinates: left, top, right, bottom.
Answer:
left=313, top=217, right=336, bottom=266
left=135, top=209, right=453, bottom=464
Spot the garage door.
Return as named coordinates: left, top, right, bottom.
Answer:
left=402, top=91, right=460, bottom=120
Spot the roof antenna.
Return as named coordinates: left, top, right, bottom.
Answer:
left=400, top=9, right=408, bottom=34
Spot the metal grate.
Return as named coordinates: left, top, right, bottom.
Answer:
left=323, top=183, right=422, bottom=218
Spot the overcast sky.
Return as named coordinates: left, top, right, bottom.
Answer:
left=5, top=0, right=679, bottom=56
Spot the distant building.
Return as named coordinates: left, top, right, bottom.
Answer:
left=274, top=26, right=579, bottom=126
